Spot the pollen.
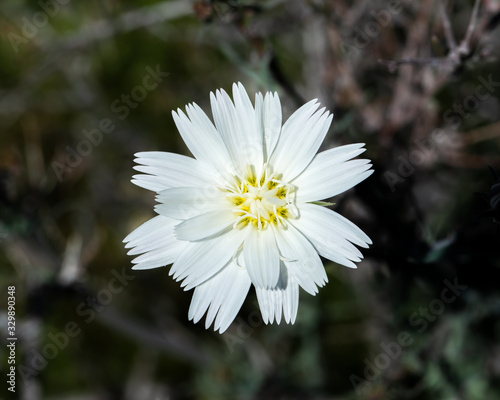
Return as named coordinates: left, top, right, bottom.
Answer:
left=226, top=164, right=297, bottom=230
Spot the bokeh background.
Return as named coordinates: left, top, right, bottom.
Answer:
left=1, top=0, right=500, bottom=399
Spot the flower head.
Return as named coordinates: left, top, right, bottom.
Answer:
left=124, top=83, right=373, bottom=333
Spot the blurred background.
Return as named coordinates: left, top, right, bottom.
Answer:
left=1, top=0, right=500, bottom=399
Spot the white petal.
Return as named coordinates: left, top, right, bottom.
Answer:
left=124, top=216, right=187, bottom=270
left=131, top=241, right=187, bottom=270
left=261, top=91, right=282, bottom=160
left=172, top=104, right=234, bottom=180
left=293, top=146, right=373, bottom=201
left=258, top=285, right=277, bottom=324
left=188, top=262, right=252, bottom=333
left=243, top=227, right=280, bottom=289
left=233, top=83, right=264, bottom=166
left=124, top=215, right=174, bottom=253
left=174, top=210, right=235, bottom=242
left=254, top=92, right=264, bottom=136
left=291, top=142, right=366, bottom=177
left=155, top=187, right=229, bottom=220
left=269, top=99, right=332, bottom=181
left=210, top=85, right=263, bottom=175
left=282, top=276, right=299, bottom=324
left=131, top=152, right=208, bottom=192
left=292, top=203, right=371, bottom=268
left=256, top=263, right=299, bottom=324
left=124, top=215, right=166, bottom=246
left=291, top=224, right=358, bottom=268
left=171, top=229, right=247, bottom=290
left=296, top=204, right=364, bottom=262
left=273, top=224, right=327, bottom=295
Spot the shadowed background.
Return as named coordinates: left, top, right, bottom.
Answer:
left=1, top=0, right=500, bottom=399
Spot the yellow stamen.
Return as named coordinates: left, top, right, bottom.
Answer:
left=226, top=164, right=296, bottom=230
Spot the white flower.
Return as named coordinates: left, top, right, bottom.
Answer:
left=124, top=83, right=373, bottom=333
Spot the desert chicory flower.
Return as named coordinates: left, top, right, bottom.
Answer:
left=124, top=83, right=373, bottom=333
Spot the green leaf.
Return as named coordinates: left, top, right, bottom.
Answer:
left=309, top=201, right=335, bottom=207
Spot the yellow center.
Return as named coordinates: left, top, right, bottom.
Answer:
left=224, top=164, right=297, bottom=230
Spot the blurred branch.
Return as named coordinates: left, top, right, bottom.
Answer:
left=378, top=56, right=452, bottom=72
left=439, top=0, right=457, bottom=51
left=98, top=307, right=210, bottom=366
left=383, top=0, right=434, bottom=140
left=380, top=0, right=482, bottom=75
left=458, top=0, right=481, bottom=57
left=463, top=120, right=500, bottom=145
left=58, top=233, right=83, bottom=285
left=380, top=0, right=488, bottom=142
left=51, top=0, right=193, bottom=52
